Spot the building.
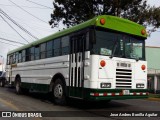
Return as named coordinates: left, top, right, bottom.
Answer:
left=146, top=46, right=160, bottom=93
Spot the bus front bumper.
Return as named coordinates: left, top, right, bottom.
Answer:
left=84, top=89, right=149, bottom=101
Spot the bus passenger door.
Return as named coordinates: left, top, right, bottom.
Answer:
left=69, top=34, right=85, bottom=98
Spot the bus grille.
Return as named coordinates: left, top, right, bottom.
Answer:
left=116, top=69, right=132, bottom=89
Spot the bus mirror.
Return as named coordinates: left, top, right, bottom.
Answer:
left=89, top=30, right=96, bottom=44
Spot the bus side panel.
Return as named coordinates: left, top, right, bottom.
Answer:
left=10, top=55, right=70, bottom=92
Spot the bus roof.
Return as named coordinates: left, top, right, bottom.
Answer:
left=8, top=15, right=147, bottom=55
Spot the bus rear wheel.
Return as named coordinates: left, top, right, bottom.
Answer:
left=52, top=79, right=66, bottom=105
left=0, top=79, right=5, bottom=87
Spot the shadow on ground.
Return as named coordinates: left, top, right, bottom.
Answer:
left=6, top=86, right=130, bottom=110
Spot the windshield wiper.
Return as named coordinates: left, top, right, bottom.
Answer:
left=135, top=56, right=140, bottom=61
left=110, top=39, right=118, bottom=59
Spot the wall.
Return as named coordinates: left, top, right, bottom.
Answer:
left=146, top=46, right=160, bottom=70
left=146, top=46, right=160, bottom=93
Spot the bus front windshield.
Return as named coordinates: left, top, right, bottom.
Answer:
left=91, top=30, right=145, bottom=60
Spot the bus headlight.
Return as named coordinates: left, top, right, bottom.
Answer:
left=136, top=84, right=144, bottom=88
left=101, top=83, right=111, bottom=88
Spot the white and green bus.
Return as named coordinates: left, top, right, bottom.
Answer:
left=6, top=15, right=148, bottom=104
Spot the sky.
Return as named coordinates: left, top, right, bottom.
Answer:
left=0, top=0, right=160, bottom=64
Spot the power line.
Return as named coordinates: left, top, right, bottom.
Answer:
left=1, top=41, right=21, bottom=47
left=1, top=6, right=54, bottom=32
left=0, top=9, right=52, bottom=31
left=0, top=37, right=26, bottom=45
left=9, top=0, right=48, bottom=24
left=0, top=14, right=29, bottom=43
left=0, top=31, right=23, bottom=39
left=0, top=3, right=50, bottom=9
left=0, top=12, right=56, bottom=40
left=0, top=31, right=29, bottom=43
left=25, top=0, right=53, bottom=9
left=0, top=13, right=30, bottom=43
left=7, top=15, right=54, bottom=32
left=0, top=9, right=38, bottom=40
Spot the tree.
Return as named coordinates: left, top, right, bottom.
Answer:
left=49, top=0, right=160, bottom=32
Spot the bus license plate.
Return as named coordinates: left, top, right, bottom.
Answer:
left=122, top=90, right=130, bottom=95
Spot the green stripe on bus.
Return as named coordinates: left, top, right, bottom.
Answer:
left=21, top=82, right=148, bottom=101
left=21, top=82, right=49, bottom=93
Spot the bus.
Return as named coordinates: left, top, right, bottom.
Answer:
left=6, top=15, right=148, bottom=105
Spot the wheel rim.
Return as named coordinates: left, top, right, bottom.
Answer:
left=54, top=84, right=63, bottom=98
left=16, top=82, right=20, bottom=92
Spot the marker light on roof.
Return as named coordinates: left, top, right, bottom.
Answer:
left=100, top=18, right=105, bottom=25
left=141, top=29, right=146, bottom=35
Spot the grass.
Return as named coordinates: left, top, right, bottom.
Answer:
left=147, top=94, right=160, bottom=102
left=149, top=94, right=160, bottom=98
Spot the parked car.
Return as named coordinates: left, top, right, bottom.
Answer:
left=0, top=71, right=6, bottom=87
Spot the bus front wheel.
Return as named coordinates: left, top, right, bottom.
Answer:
left=52, top=79, right=66, bottom=105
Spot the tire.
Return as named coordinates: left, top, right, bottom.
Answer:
left=52, top=78, right=66, bottom=105
left=15, top=78, right=22, bottom=94
left=0, top=79, right=5, bottom=87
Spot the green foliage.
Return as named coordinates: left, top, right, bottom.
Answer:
left=49, top=0, right=160, bottom=31
left=149, top=94, right=160, bottom=98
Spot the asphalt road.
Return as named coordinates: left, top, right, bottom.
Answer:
left=0, top=86, right=160, bottom=120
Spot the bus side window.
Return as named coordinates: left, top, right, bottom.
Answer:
left=7, top=55, right=10, bottom=65
left=18, top=51, right=22, bottom=63
left=80, top=34, right=84, bottom=52
left=53, top=38, right=61, bottom=57
left=26, top=48, right=30, bottom=61
left=46, top=41, right=53, bottom=58
left=40, top=43, right=46, bottom=59
left=35, top=45, right=40, bottom=60
left=10, top=55, right=13, bottom=64
left=15, top=52, right=19, bottom=63
left=22, top=50, right=26, bottom=62
left=30, top=47, right=35, bottom=61
left=61, top=36, right=69, bottom=55
left=70, top=36, right=76, bottom=54
left=78, top=33, right=86, bottom=52
left=77, top=36, right=81, bottom=52
left=13, top=53, right=16, bottom=64
left=86, top=32, right=89, bottom=51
